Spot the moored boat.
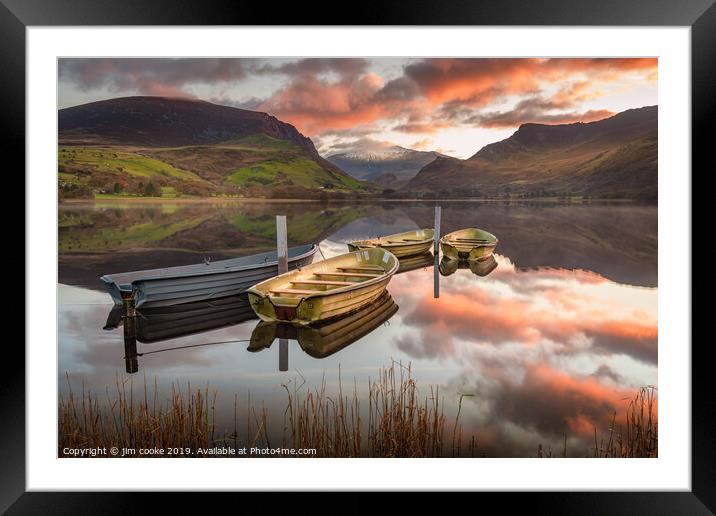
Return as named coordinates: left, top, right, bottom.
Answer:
left=100, top=244, right=318, bottom=308
left=347, top=228, right=434, bottom=258
left=248, top=291, right=398, bottom=358
left=440, top=228, right=498, bottom=261
left=246, top=247, right=399, bottom=325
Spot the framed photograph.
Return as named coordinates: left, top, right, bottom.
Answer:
left=7, top=0, right=710, bottom=511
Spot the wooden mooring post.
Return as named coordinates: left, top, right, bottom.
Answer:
left=276, top=215, right=289, bottom=371
left=122, top=315, right=139, bottom=374
left=276, top=214, right=288, bottom=275
left=434, top=205, right=441, bottom=298
left=434, top=205, right=441, bottom=255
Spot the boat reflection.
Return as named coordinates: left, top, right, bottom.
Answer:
left=396, top=252, right=434, bottom=275
left=439, top=255, right=498, bottom=277
left=134, top=295, right=256, bottom=343
left=248, top=291, right=398, bottom=362
left=105, top=295, right=258, bottom=373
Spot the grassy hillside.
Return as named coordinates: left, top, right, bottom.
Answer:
left=58, top=97, right=370, bottom=199
left=59, top=134, right=367, bottom=199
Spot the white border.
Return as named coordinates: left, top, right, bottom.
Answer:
left=27, top=27, right=690, bottom=491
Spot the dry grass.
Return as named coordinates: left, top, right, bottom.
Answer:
left=59, top=373, right=216, bottom=454
left=592, top=386, right=658, bottom=458
left=59, top=366, right=657, bottom=458
left=536, top=386, right=658, bottom=458
left=280, top=362, right=446, bottom=457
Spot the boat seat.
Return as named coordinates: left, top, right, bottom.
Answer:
left=291, top=279, right=353, bottom=286
left=336, top=266, right=384, bottom=271
left=269, top=288, right=323, bottom=295
left=315, top=271, right=383, bottom=278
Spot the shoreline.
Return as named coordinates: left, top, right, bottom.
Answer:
left=60, top=196, right=647, bottom=205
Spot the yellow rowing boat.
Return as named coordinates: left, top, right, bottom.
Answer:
left=247, top=291, right=398, bottom=358
left=246, top=247, right=398, bottom=325
left=440, top=228, right=498, bottom=261
left=347, top=228, right=434, bottom=258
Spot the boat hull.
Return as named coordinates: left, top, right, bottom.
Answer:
left=247, top=248, right=399, bottom=326
left=440, top=228, right=498, bottom=261
left=100, top=244, right=318, bottom=308
left=440, top=242, right=496, bottom=261
left=347, top=229, right=434, bottom=258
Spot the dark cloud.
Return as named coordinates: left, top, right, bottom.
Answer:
left=259, top=58, right=369, bottom=79
left=59, top=58, right=252, bottom=95
left=469, top=95, right=615, bottom=129
left=375, top=76, right=421, bottom=101
left=210, top=96, right=265, bottom=111
left=323, top=137, right=393, bottom=154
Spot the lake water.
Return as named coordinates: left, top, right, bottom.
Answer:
left=58, top=201, right=657, bottom=457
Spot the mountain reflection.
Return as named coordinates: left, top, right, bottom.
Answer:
left=59, top=202, right=657, bottom=291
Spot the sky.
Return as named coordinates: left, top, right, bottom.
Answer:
left=58, top=58, right=658, bottom=159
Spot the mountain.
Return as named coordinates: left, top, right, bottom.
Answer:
left=406, top=106, right=657, bottom=200
left=372, top=172, right=410, bottom=190
left=58, top=96, right=367, bottom=198
left=327, top=146, right=441, bottom=183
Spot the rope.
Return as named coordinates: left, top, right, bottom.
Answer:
left=134, top=338, right=253, bottom=357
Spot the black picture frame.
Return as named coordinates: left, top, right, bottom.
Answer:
left=5, top=0, right=710, bottom=512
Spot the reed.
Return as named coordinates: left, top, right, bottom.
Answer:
left=279, top=362, right=446, bottom=457
left=591, top=386, right=658, bottom=458
left=59, top=373, right=214, bottom=454
left=536, top=386, right=658, bottom=458
left=59, top=366, right=657, bottom=458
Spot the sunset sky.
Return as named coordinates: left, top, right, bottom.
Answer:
left=58, top=58, right=658, bottom=158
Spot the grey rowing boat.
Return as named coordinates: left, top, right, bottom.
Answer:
left=100, top=244, right=318, bottom=308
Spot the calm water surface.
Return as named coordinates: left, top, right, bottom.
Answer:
left=58, top=201, right=657, bottom=457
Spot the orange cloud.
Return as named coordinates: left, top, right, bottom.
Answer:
left=391, top=263, right=657, bottom=364
left=257, top=57, right=656, bottom=136
left=258, top=73, right=394, bottom=135
left=410, top=138, right=433, bottom=150
left=506, top=362, right=644, bottom=438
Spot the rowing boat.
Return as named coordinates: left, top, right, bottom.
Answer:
left=247, top=291, right=398, bottom=358
left=100, top=244, right=318, bottom=308
left=246, top=247, right=399, bottom=325
left=347, top=228, right=434, bottom=258
left=439, top=255, right=498, bottom=277
left=440, top=228, right=498, bottom=261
